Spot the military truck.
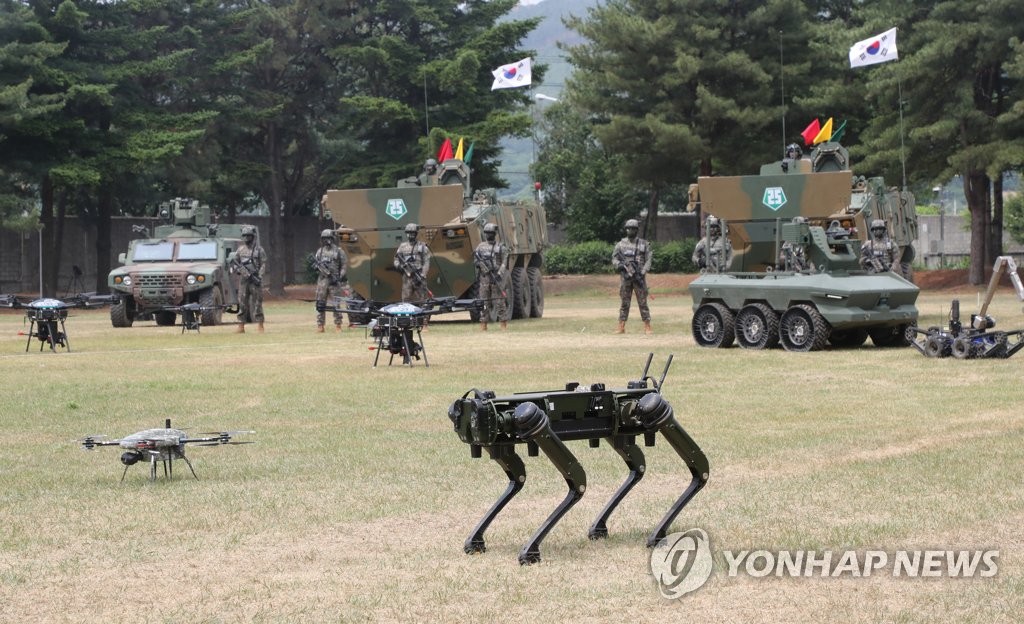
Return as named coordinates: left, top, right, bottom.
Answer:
left=688, top=142, right=919, bottom=351
left=322, top=158, right=547, bottom=322
left=107, top=199, right=244, bottom=327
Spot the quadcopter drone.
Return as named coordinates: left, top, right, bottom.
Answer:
left=1, top=292, right=114, bottom=352
left=321, top=296, right=483, bottom=367
left=159, top=302, right=225, bottom=333
left=80, top=419, right=254, bottom=481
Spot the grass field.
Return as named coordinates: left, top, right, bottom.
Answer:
left=1, top=279, right=1022, bottom=623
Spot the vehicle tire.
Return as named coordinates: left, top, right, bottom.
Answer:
left=779, top=304, right=829, bottom=352
left=952, top=336, right=975, bottom=359
left=110, top=299, right=134, bottom=328
left=736, top=303, right=779, bottom=349
left=155, top=310, right=176, bottom=326
left=691, top=303, right=735, bottom=348
left=870, top=324, right=912, bottom=347
left=924, top=334, right=950, bottom=358
left=527, top=266, right=544, bottom=318
left=511, top=266, right=529, bottom=319
left=199, top=287, right=224, bottom=326
left=828, top=328, right=869, bottom=348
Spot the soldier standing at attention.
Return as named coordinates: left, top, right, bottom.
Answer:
left=394, top=223, right=432, bottom=302
left=233, top=225, right=266, bottom=333
left=692, top=215, right=733, bottom=273
left=474, top=222, right=509, bottom=331
left=314, top=229, right=349, bottom=332
left=611, top=219, right=653, bottom=335
left=860, top=218, right=898, bottom=274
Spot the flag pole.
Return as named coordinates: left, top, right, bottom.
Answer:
left=779, top=30, right=786, bottom=154
left=423, top=72, right=431, bottom=152
left=898, top=76, right=907, bottom=190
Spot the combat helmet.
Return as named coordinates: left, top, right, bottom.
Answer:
left=320, top=228, right=335, bottom=240
left=405, top=223, right=419, bottom=233
left=241, top=225, right=256, bottom=239
left=624, top=219, right=639, bottom=229
left=870, top=219, right=886, bottom=231
left=483, top=223, right=498, bottom=234
left=785, top=143, right=803, bottom=159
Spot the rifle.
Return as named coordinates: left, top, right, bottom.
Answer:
left=313, top=256, right=342, bottom=286
left=474, top=250, right=507, bottom=297
left=396, top=253, right=434, bottom=298
left=620, top=259, right=654, bottom=300
left=232, top=256, right=262, bottom=287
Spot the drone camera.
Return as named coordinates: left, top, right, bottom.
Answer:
left=120, top=451, right=143, bottom=466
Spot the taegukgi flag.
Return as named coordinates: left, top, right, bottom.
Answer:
left=849, top=28, right=898, bottom=68
left=491, top=58, right=532, bottom=90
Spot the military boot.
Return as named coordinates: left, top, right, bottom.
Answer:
left=500, top=321, right=508, bottom=330
left=236, top=323, right=245, bottom=334
left=644, top=320, right=653, bottom=335
left=480, top=322, right=488, bottom=331
left=316, top=324, right=325, bottom=333
left=335, top=323, right=343, bottom=333
left=615, top=321, right=625, bottom=334
left=258, top=322, right=265, bottom=333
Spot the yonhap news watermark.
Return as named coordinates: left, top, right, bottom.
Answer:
left=650, top=528, right=999, bottom=599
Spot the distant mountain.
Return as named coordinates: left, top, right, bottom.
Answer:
left=498, top=0, right=598, bottom=197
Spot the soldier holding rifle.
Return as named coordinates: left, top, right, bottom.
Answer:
left=313, top=229, right=349, bottom=332
left=474, top=222, right=509, bottom=331
left=393, top=223, right=432, bottom=302
left=611, top=219, right=653, bottom=335
left=232, top=225, right=266, bottom=333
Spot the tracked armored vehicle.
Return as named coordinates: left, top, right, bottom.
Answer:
left=322, top=159, right=547, bottom=322
left=689, top=142, right=919, bottom=351
left=107, top=199, right=243, bottom=328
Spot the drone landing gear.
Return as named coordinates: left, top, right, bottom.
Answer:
left=374, top=326, right=428, bottom=367
left=122, top=452, right=200, bottom=482
left=26, top=316, right=69, bottom=352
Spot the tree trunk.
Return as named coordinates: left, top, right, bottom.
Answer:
left=54, top=191, right=67, bottom=295
left=39, top=174, right=55, bottom=297
left=265, top=123, right=286, bottom=297
left=645, top=188, right=660, bottom=241
left=991, top=173, right=1004, bottom=262
left=964, top=170, right=990, bottom=285
left=94, top=187, right=113, bottom=293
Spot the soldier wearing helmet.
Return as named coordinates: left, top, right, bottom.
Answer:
left=859, top=218, right=897, bottom=274
left=313, top=228, right=349, bottom=332
left=232, top=225, right=266, bottom=333
left=692, top=215, right=733, bottom=273
left=611, top=218, right=653, bottom=334
left=779, top=217, right=811, bottom=272
left=474, top=222, right=509, bottom=330
left=418, top=159, right=439, bottom=186
left=393, top=223, right=432, bottom=302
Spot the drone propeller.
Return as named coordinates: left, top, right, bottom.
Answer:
left=195, top=440, right=255, bottom=446
left=78, top=435, right=113, bottom=450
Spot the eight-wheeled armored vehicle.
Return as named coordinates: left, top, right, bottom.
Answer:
left=107, top=199, right=245, bottom=327
left=688, top=142, right=919, bottom=351
left=322, top=159, right=547, bottom=322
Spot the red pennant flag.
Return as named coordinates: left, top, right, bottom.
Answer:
left=800, top=119, right=820, bottom=146
left=437, top=138, right=454, bottom=162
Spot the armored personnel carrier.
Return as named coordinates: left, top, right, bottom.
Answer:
left=688, top=142, right=919, bottom=351
left=107, top=199, right=243, bottom=327
left=322, top=159, right=547, bottom=322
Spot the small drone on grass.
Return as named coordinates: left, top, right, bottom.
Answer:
left=80, top=419, right=254, bottom=481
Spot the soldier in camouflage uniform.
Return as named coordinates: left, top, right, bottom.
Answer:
left=692, top=215, right=733, bottom=273
left=611, top=219, right=653, bottom=335
left=779, top=217, right=811, bottom=272
left=314, top=229, right=349, bottom=332
left=233, top=225, right=266, bottom=333
left=859, top=218, right=898, bottom=274
left=474, top=222, right=509, bottom=331
left=393, top=223, right=432, bottom=302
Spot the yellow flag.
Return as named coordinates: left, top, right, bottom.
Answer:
left=454, top=137, right=465, bottom=160
left=812, top=118, right=833, bottom=144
